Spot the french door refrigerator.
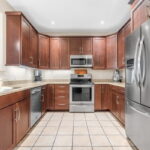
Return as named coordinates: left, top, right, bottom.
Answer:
left=125, top=19, right=150, bottom=150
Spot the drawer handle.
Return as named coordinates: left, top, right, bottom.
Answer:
left=57, top=104, right=66, bottom=106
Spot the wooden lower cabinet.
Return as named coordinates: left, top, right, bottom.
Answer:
left=111, top=86, right=125, bottom=124
left=15, top=98, right=30, bottom=144
left=0, top=105, right=15, bottom=150
left=55, top=85, right=69, bottom=110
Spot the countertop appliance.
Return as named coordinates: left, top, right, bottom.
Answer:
left=125, top=19, right=150, bottom=150
left=34, top=70, right=42, bottom=81
left=70, top=55, right=93, bottom=68
left=30, top=87, right=42, bottom=127
left=113, top=69, right=122, bottom=82
left=70, top=74, right=94, bottom=112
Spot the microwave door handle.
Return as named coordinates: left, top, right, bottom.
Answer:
left=138, top=36, right=144, bottom=86
left=134, top=38, right=140, bottom=86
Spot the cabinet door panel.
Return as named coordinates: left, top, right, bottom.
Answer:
left=70, top=38, right=82, bottom=55
left=93, top=38, right=106, bottom=69
left=22, top=17, right=30, bottom=66
left=38, top=35, right=49, bottom=69
left=47, top=85, right=55, bottom=110
left=41, top=86, right=47, bottom=115
left=60, top=38, right=70, bottom=69
left=0, top=105, right=15, bottom=150
left=82, top=38, right=92, bottom=54
left=106, top=35, right=117, bottom=69
left=30, top=26, right=38, bottom=68
left=94, top=85, right=102, bottom=110
left=50, top=38, right=60, bottom=69
left=101, top=85, right=109, bottom=110
left=16, top=98, right=29, bottom=143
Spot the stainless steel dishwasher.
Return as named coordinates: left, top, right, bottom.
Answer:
left=30, top=87, right=42, bottom=127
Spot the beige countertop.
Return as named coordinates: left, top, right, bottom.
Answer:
left=0, top=79, right=125, bottom=96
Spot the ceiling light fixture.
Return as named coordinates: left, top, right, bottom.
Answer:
left=51, top=20, right=55, bottom=25
left=100, top=20, right=105, bottom=25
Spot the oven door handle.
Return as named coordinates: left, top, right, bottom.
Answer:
left=70, top=85, right=94, bottom=88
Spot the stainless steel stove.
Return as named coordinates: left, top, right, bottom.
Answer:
left=69, top=74, right=94, bottom=112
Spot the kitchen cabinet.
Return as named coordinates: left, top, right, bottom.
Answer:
left=70, top=37, right=82, bottom=54
left=38, top=34, right=50, bottom=69
left=47, top=85, right=55, bottom=110
left=60, top=38, right=70, bottom=69
left=15, top=98, right=30, bottom=144
left=94, top=84, right=102, bottom=110
left=54, top=84, right=69, bottom=110
left=132, top=0, right=150, bottom=31
left=111, top=86, right=125, bottom=124
left=41, top=85, right=48, bottom=115
left=0, top=90, right=30, bottom=150
left=6, top=12, right=38, bottom=67
left=50, top=38, right=60, bottom=69
left=0, top=105, right=15, bottom=150
left=30, top=26, right=38, bottom=68
left=93, top=37, right=106, bottom=69
left=69, top=37, right=92, bottom=55
left=106, top=35, right=117, bottom=69
left=118, top=21, right=131, bottom=69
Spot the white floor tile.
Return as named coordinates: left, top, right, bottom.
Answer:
left=73, top=135, right=91, bottom=146
left=42, top=126, right=58, bottom=135
left=58, top=127, right=73, bottom=135
left=103, top=126, right=121, bottom=135
left=73, top=147, right=92, bottom=150
left=88, top=127, right=104, bottom=135
left=52, top=147, right=72, bottom=150
left=32, top=147, right=52, bottom=150
left=54, top=136, right=72, bottom=146
left=74, top=127, right=89, bottom=135
left=93, top=147, right=113, bottom=150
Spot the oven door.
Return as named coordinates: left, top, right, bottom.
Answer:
left=70, top=84, right=94, bottom=105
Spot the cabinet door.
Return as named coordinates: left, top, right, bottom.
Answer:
left=101, top=84, right=110, bottom=110
left=117, top=29, right=124, bottom=68
left=30, top=26, right=38, bottom=68
left=124, top=21, right=131, bottom=37
left=93, top=38, right=106, bottom=69
left=38, top=35, right=50, bottom=69
left=70, top=38, right=82, bottom=55
left=120, top=93, right=125, bottom=124
left=21, top=17, right=30, bottom=66
left=82, top=38, right=93, bottom=54
left=15, top=98, right=30, bottom=144
left=0, top=105, right=15, bottom=150
left=50, top=38, right=60, bottom=69
left=47, top=85, right=55, bottom=110
left=41, top=86, right=47, bottom=115
left=112, top=91, right=118, bottom=117
left=60, top=38, right=70, bottom=69
left=54, top=85, right=69, bottom=110
left=132, top=0, right=150, bottom=30
left=106, top=35, right=117, bottom=69
left=94, top=84, right=102, bottom=110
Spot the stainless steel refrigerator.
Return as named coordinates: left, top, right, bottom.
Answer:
left=125, top=19, right=150, bottom=150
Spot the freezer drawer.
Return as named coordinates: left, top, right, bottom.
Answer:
left=125, top=99, right=150, bottom=150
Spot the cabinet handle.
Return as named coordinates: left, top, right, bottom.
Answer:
left=29, top=57, right=33, bottom=64
left=57, top=104, right=66, bottom=106
left=14, top=109, right=18, bottom=121
left=18, top=108, right=21, bottom=121
left=41, top=95, right=44, bottom=102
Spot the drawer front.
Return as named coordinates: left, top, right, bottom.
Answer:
left=55, top=102, right=69, bottom=110
left=55, top=85, right=69, bottom=92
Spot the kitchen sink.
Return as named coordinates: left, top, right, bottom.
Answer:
left=0, top=86, right=20, bottom=93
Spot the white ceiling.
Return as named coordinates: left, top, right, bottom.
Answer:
left=6, top=0, right=131, bottom=36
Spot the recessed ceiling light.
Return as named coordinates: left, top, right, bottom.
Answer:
left=100, top=20, right=105, bottom=25
left=51, top=20, right=55, bottom=25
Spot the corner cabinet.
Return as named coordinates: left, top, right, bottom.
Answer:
left=93, top=37, right=106, bottom=69
left=38, top=34, right=50, bottom=69
left=6, top=12, right=38, bottom=68
left=106, top=34, right=117, bottom=69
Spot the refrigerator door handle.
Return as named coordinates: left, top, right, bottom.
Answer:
left=137, top=36, right=144, bottom=86
left=134, top=38, right=141, bottom=85
left=141, top=40, right=146, bottom=87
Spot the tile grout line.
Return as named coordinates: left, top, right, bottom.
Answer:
left=51, top=112, right=65, bottom=150
left=31, top=112, right=55, bottom=149
left=84, top=113, right=93, bottom=150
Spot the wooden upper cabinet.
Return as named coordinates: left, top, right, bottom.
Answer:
left=93, top=37, right=106, bottom=69
left=0, top=105, right=15, bottom=150
left=38, top=34, right=50, bottom=69
left=50, top=38, right=60, bottom=69
left=70, top=37, right=82, bottom=55
left=60, top=38, right=70, bottom=69
left=6, top=12, right=38, bottom=67
left=106, top=35, right=117, bottom=69
left=81, top=38, right=93, bottom=54
left=132, top=0, right=150, bottom=31
left=30, top=26, right=38, bottom=68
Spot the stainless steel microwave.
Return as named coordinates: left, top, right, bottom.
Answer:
left=70, top=55, right=93, bottom=68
